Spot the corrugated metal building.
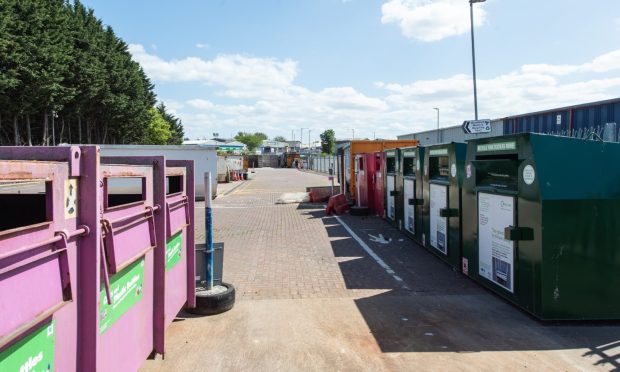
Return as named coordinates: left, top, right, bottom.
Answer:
left=397, top=120, right=503, bottom=145
left=502, top=98, right=620, bottom=141
left=397, top=98, right=620, bottom=144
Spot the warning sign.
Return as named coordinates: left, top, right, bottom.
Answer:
left=65, top=179, right=78, bottom=219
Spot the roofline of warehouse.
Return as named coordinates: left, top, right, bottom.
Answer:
left=398, top=97, right=620, bottom=138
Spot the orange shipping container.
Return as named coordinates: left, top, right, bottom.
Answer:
left=337, top=140, right=419, bottom=202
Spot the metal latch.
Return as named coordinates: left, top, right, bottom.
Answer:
left=389, top=190, right=399, bottom=196
left=408, top=198, right=423, bottom=205
left=439, top=208, right=458, bottom=218
left=504, top=226, right=534, bottom=241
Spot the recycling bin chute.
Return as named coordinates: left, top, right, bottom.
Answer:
left=400, top=146, right=425, bottom=245
left=0, top=146, right=93, bottom=372
left=422, top=142, right=466, bottom=269
left=96, top=159, right=159, bottom=371
left=384, top=149, right=401, bottom=227
left=462, top=133, right=620, bottom=320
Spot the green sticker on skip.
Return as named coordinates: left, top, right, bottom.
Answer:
left=0, top=321, right=55, bottom=371
left=99, top=258, right=144, bottom=334
left=166, top=232, right=183, bottom=272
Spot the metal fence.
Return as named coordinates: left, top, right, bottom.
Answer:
left=307, top=155, right=338, bottom=177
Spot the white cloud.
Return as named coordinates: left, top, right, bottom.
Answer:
left=131, top=45, right=620, bottom=140
left=521, top=49, right=620, bottom=76
left=128, top=44, right=297, bottom=96
left=196, top=43, right=210, bottom=49
left=381, top=0, right=487, bottom=42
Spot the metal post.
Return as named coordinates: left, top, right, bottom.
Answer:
left=204, top=172, right=213, bottom=290
left=470, top=1, right=479, bottom=120
left=308, top=130, right=311, bottom=154
left=434, top=108, right=440, bottom=143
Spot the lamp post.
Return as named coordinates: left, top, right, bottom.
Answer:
left=308, top=130, right=312, bottom=154
left=433, top=108, right=440, bottom=143
left=469, top=0, right=485, bottom=120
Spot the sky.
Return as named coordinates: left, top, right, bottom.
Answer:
left=82, top=0, right=620, bottom=142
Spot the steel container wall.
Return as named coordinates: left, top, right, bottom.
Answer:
left=0, top=146, right=94, bottom=372
left=163, top=160, right=196, bottom=333
left=96, top=162, right=157, bottom=371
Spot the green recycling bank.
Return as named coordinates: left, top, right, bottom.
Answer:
left=462, top=133, right=620, bottom=320
left=422, top=142, right=466, bottom=269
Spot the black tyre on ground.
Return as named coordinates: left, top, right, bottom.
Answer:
left=188, top=282, right=236, bottom=316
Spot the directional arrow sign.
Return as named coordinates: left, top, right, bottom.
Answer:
left=462, top=119, right=492, bottom=134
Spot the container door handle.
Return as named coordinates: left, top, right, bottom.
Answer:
left=439, top=208, right=458, bottom=218
left=504, top=226, right=534, bottom=241
left=101, top=206, right=157, bottom=275
left=99, top=230, right=112, bottom=305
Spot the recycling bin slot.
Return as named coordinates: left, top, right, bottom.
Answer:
left=386, top=156, right=396, bottom=173
left=403, top=157, right=415, bottom=176
left=504, top=226, right=534, bottom=241
left=0, top=181, right=50, bottom=233
left=429, top=155, right=449, bottom=180
left=101, top=206, right=156, bottom=275
left=472, top=158, right=520, bottom=191
left=105, top=176, right=146, bottom=208
left=166, top=175, right=183, bottom=196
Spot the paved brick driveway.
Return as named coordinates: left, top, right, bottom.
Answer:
left=142, top=168, right=620, bottom=372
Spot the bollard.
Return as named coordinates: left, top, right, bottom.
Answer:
left=187, top=172, right=235, bottom=316
left=204, top=172, right=214, bottom=290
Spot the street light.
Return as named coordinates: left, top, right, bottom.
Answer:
left=433, top=108, right=440, bottom=143
left=469, top=0, right=485, bottom=120
left=308, top=129, right=312, bottom=153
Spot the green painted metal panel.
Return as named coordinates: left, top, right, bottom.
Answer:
left=400, top=146, right=426, bottom=245
left=421, top=142, right=467, bottom=269
left=462, top=132, right=620, bottom=320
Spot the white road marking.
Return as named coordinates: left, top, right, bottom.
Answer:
left=332, top=215, right=409, bottom=289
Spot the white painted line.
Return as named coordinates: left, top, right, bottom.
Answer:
left=333, top=215, right=409, bottom=289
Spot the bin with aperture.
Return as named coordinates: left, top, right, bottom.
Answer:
left=384, top=149, right=402, bottom=228
left=462, top=133, right=620, bottom=320
left=0, top=146, right=94, bottom=372
left=422, top=143, right=466, bottom=269
left=373, top=152, right=385, bottom=218
left=354, top=153, right=378, bottom=213
left=400, top=146, right=426, bottom=245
